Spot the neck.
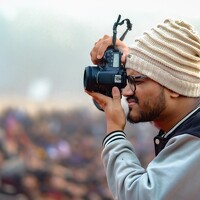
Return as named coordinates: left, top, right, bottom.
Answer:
left=153, top=97, right=200, bottom=133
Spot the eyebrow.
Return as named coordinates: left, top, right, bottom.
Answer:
left=127, top=75, right=147, bottom=79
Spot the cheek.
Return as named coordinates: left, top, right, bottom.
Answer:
left=136, top=85, right=162, bottom=105
left=136, top=86, right=154, bottom=99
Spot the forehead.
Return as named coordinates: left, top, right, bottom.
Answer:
left=126, top=68, right=162, bottom=88
left=126, top=68, right=143, bottom=76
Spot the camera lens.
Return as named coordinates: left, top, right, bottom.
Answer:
left=83, top=66, right=99, bottom=91
left=83, top=67, right=90, bottom=90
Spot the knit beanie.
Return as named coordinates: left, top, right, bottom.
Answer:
left=125, top=19, right=200, bottom=97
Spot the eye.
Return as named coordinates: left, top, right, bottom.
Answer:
left=135, top=79, right=145, bottom=85
left=127, top=75, right=147, bottom=85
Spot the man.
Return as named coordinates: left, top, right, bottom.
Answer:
left=85, top=19, right=200, bottom=199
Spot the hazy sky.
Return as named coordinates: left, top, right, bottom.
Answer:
left=0, top=0, right=199, bottom=107
left=1, top=0, right=199, bottom=20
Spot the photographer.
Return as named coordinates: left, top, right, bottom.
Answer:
left=85, top=19, right=200, bottom=199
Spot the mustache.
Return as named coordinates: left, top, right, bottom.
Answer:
left=126, top=95, right=139, bottom=104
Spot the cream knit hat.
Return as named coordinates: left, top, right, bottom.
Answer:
left=125, top=19, right=200, bottom=97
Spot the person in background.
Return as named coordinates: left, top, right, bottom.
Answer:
left=85, top=18, right=200, bottom=199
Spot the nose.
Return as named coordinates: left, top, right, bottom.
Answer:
left=122, top=83, right=134, bottom=97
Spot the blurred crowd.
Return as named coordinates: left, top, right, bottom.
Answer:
left=0, top=106, right=156, bottom=200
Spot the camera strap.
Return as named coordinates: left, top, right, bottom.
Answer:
left=112, top=14, right=132, bottom=49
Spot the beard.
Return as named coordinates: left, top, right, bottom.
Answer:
left=127, top=88, right=166, bottom=123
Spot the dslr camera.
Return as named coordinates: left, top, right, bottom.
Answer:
left=83, top=46, right=127, bottom=98
left=83, top=15, right=132, bottom=110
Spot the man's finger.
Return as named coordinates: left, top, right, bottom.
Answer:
left=85, top=90, right=107, bottom=105
left=112, top=87, right=121, bottom=107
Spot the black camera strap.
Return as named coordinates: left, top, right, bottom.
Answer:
left=112, top=14, right=132, bottom=49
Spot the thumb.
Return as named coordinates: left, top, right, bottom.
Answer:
left=112, top=87, right=121, bottom=106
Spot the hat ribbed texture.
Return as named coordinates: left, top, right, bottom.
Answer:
left=125, top=19, right=200, bottom=97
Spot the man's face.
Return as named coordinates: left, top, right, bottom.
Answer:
left=122, top=69, right=167, bottom=123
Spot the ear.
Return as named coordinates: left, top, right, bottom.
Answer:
left=164, top=87, right=180, bottom=98
left=168, top=89, right=180, bottom=98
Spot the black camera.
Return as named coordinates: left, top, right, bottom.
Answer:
left=83, top=15, right=132, bottom=110
left=84, top=46, right=127, bottom=98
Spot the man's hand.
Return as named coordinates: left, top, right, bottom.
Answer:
left=85, top=87, right=126, bottom=134
left=90, top=35, right=129, bottom=65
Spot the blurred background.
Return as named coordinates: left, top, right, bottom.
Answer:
left=0, top=0, right=199, bottom=199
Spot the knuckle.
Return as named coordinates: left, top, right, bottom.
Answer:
left=103, top=34, right=110, bottom=39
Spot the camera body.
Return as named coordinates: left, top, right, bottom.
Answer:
left=84, top=46, right=127, bottom=98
